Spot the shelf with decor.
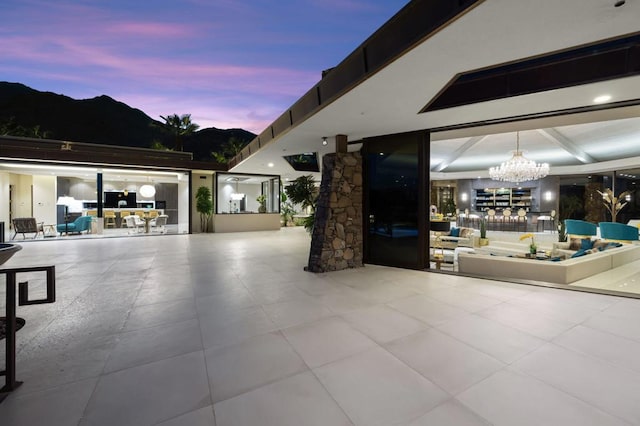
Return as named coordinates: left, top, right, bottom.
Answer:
left=474, top=188, right=532, bottom=211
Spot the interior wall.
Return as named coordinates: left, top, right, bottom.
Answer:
left=67, top=178, right=96, bottom=200
left=538, top=175, right=560, bottom=214
left=32, top=175, right=57, bottom=225
left=456, top=179, right=473, bottom=211
left=11, top=173, right=33, bottom=218
left=0, top=172, right=10, bottom=234
left=178, top=174, right=190, bottom=234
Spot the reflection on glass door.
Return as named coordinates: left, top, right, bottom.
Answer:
left=364, top=131, right=429, bottom=269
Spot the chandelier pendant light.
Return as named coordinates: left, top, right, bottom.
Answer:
left=489, top=132, right=549, bottom=184
left=139, top=183, right=156, bottom=198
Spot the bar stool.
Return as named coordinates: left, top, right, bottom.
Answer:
left=486, top=209, right=497, bottom=230
left=550, top=210, right=557, bottom=232
left=104, top=211, right=116, bottom=228
left=501, top=208, right=513, bottom=231
left=516, top=208, right=527, bottom=232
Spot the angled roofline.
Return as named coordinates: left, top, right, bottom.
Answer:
left=228, top=0, right=484, bottom=169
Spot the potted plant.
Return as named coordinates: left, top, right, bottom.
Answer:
left=195, top=186, right=213, bottom=232
left=479, top=217, right=489, bottom=246
left=284, top=175, right=318, bottom=234
left=280, top=191, right=296, bottom=226
left=256, top=194, right=267, bottom=213
left=520, top=233, right=537, bottom=256
left=557, top=221, right=567, bottom=243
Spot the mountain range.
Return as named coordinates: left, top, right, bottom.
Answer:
left=0, top=81, right=256, bottom=162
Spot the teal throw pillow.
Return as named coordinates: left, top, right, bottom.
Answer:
left=570, top=249, right=588, bottom=258
left=450, top=227, right=460, bottom=237
left=580, top=239, right=594, bottom=250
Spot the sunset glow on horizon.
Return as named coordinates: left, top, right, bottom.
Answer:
left=2, top=0, right=405, bottom=133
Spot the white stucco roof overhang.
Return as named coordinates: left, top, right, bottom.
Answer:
left=230, top=0, right=640, bottom=181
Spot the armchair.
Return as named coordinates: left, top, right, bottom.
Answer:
left=599, top=222, right=640, bottom=242
left=564, top=219, right=597, bottom=238
left=151, top=214, right=168, bottom=233
left=123, top=215, right=145, bottom=233
left=11, top=218, right=44, bottom=240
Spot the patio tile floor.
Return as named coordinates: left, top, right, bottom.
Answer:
left=0, top=227, right=638, bottom=425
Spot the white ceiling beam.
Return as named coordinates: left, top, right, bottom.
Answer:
left=432, top=135, right=487, bottom=172
left=537, top=128, right=595, bottom=164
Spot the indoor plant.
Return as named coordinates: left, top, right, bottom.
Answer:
left=280, top=191, right=296, bottom=226
left=479, top=217, right=489, bottom=246
left=195, top=186, right=213, bottom=232
left=557, top=221, right=567, bottom=243
left=256, top=194, right=267, bottom=213
left=520, top=233, right=537, bottom=255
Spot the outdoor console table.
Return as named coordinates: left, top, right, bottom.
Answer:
left=1, top=265, right=56, bottom=403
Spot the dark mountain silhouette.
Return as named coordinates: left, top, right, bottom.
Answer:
left=0, top=82, right=255, bottom=161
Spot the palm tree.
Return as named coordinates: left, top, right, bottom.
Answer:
left=0, top=117, right=51, bottom=138
left=159, top=113, right=199, bottom=151
left=210, top=136, right=249, bottom=163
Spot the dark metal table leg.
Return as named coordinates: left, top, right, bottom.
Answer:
left=0, top=271, right=22, bottom=402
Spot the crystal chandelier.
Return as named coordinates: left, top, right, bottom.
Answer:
left=489, top=132, right=549, bottom=183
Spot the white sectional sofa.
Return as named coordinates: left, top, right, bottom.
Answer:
left=458, top=243, right=640, bottom=284
left=430, top=227, right=474, bottom=249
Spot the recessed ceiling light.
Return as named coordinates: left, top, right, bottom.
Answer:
left=593, top=95, right=611, bottom=104
left=267, top=162, right=274, bottom=167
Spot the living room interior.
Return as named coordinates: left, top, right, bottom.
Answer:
left=427, top=112, right=640, bottom=296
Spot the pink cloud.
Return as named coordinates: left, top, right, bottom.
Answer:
left=106, top=21, right=198, bottom=38
left=117, top=93, right=281, bottom=133
left=309, top=0, right=382, bottom=13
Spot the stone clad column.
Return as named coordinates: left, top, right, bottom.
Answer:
left=307, top=152, right=363, bottom=272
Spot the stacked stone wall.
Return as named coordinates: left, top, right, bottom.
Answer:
left=307, top=152, right=363, bottom=272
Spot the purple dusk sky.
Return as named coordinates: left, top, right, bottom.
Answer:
left=1, top=0, right=406, bottom=133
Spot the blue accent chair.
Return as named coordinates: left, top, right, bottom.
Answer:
left=564, top=219, right=597, bottom=237
left=599, top=222, right=640, bottom=242
left=57, top=215, right=93, bottom=235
